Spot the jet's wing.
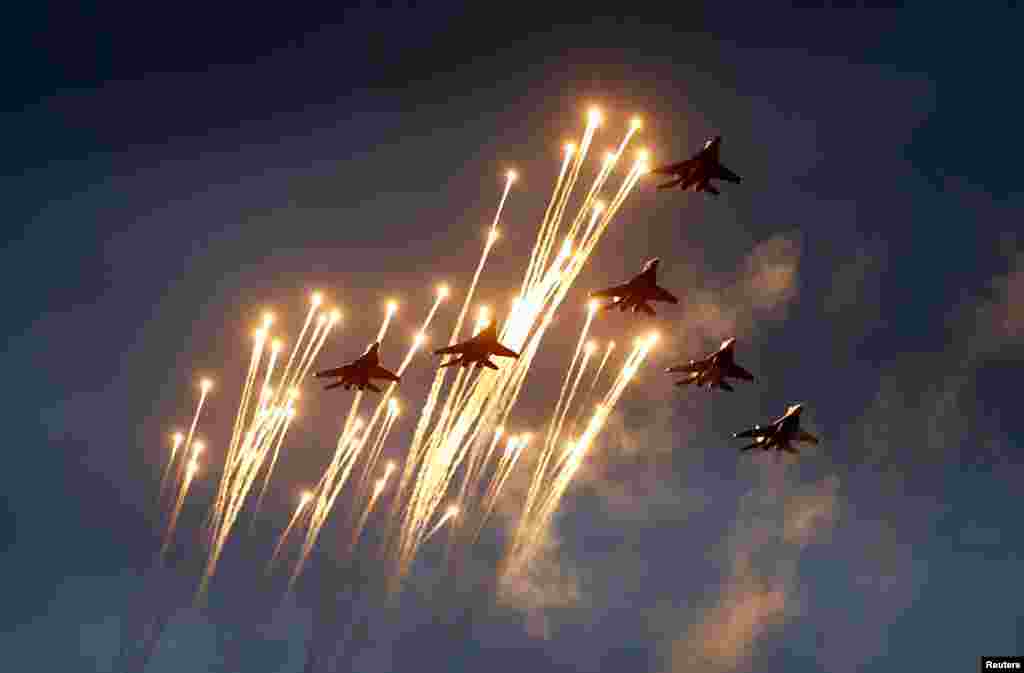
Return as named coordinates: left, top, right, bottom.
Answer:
left=796, top=430, right=819, bottom=445
left=650, top=159, right=695, bottom=176
left=315, top=365, right=352, bottom=378
left=734, top=425, right=771, bottom=439
left=666, top=360, right=702, bottom=374
left=434, top=343, right=468, bottom=356
left=492, top=344, right=520, bottom=359
left=591, top=284, right=633, bottom=299
left=727, top=363, right=755, bottom=381
left=649, top=285, right=679, bottom=304
left=712, top=163, right=742, bottom=184
left=371, top=366, right=400, bottom=382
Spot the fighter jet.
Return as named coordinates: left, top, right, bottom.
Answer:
left=666, top=337, right=755, bottom=392
left=433, top=323, right=520, bottom=370
left=734, top=403, right=819, bottom=454
left=590, top=258, right=679, bottom=316
left=314, top=341, right=400, bottom=394
left=650, top=136, right=742, bottom=196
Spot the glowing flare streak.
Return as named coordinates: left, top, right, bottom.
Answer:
left=424, top=507, right=458, bottom=542
left=158, top=432, right=185, bottom=503
left=350, top=462, right=396, bottom=553
left=268, top=495, right=312, bottom=572
left=472, top=435, right=527, bottom=543
left=548, top=345, right=595, bottom=459
left=161, top=458, right=200, bottom=560
left=521, top=147, right=574, bottom=299
left=251, top=408, right=296, bottom=519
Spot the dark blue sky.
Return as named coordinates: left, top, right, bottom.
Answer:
left=2, top=4, right=1022, bottom=672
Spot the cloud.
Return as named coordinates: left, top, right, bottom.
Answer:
left=666, top=475, right=840, bottom=673
left=657, top=231, right=803, bottom=374
left=497, top=524, right=582, bottom=641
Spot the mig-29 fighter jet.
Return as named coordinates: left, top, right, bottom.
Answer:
left=650, top=136, right=742, bottom=196
left=433, top=323, right=520, bottom=370
left=314, top=341, right=400, bottom=394
left=734, top=403, right=819, bottom=454
left=590, top=258, right=679, bottom=316
left=666, top=337, right=755, bottom=392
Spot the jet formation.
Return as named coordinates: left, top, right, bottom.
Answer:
left=314, top=132, right=817, bottom=457
left=315, top=341, right=400, bottom=394
left=666, top=337, right=755, bottom=392
left=589, top=258, right=679, bottom=316
left=650, top=135, right=742, bottom=196
left=433, top=323, right=520, bottom=370
left=733, top=404, right=819, bottom=454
